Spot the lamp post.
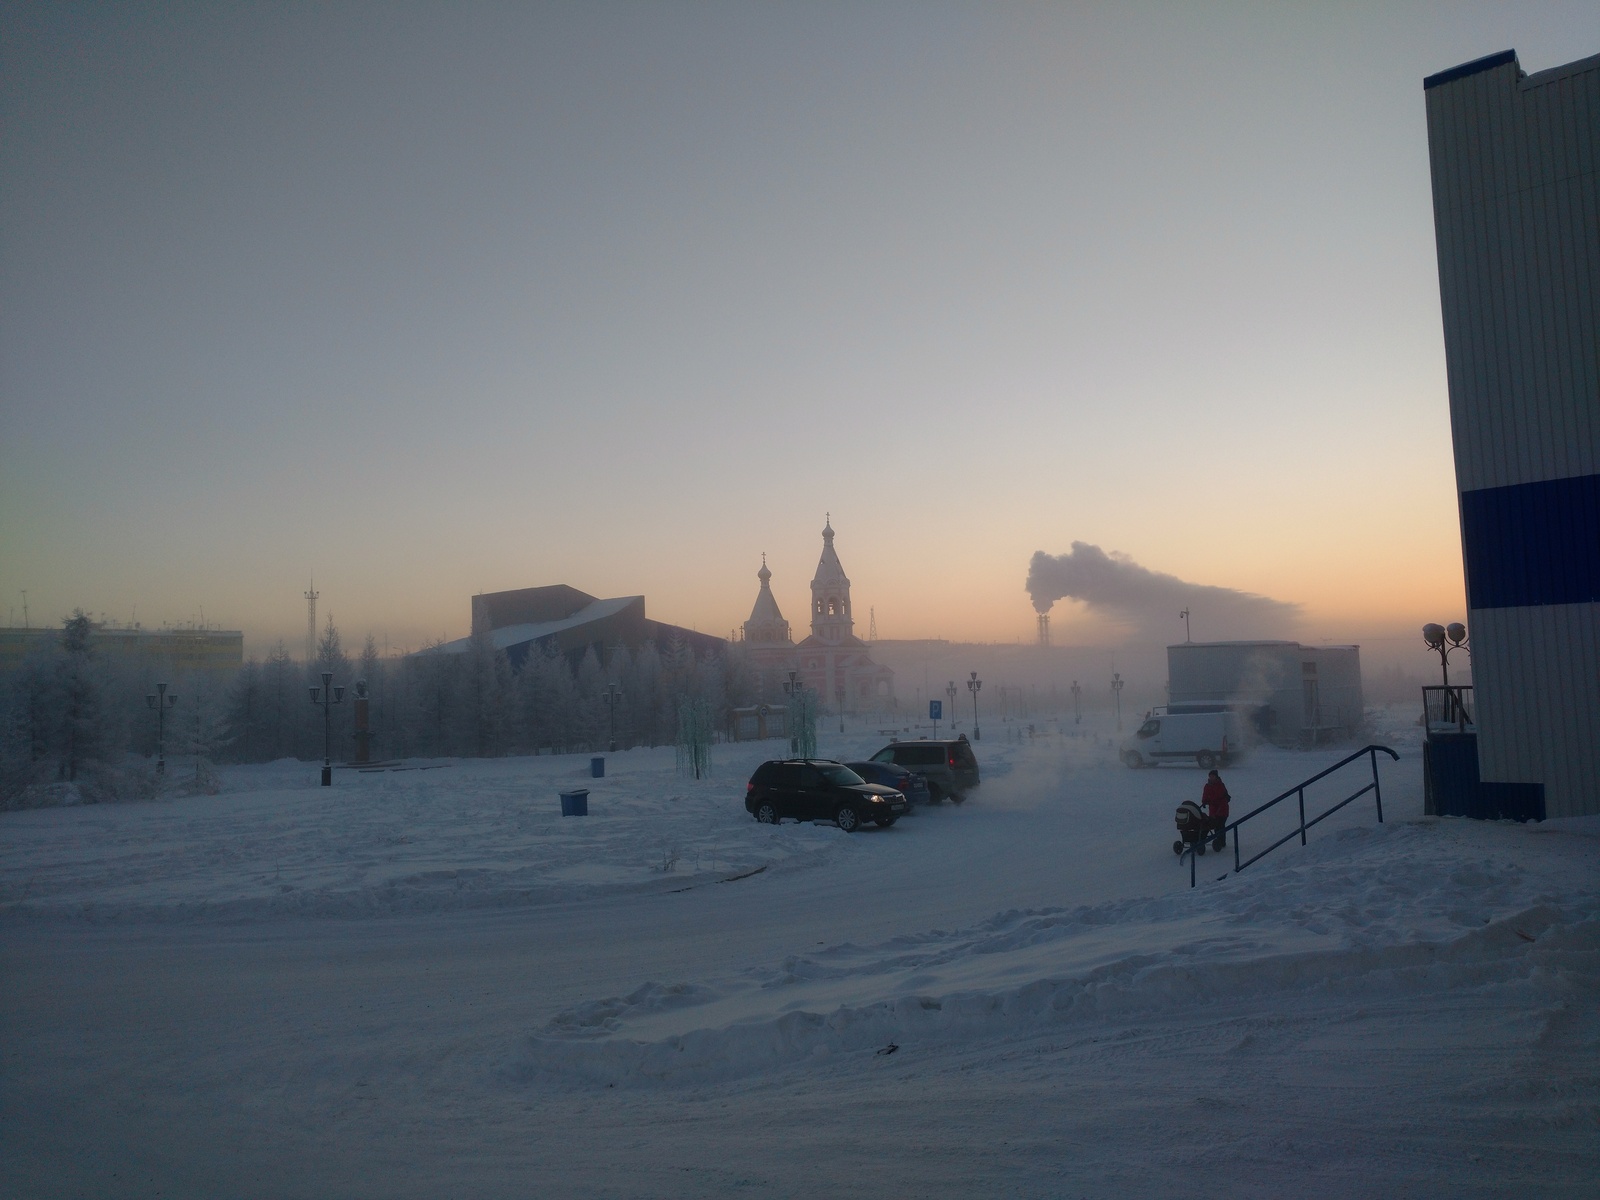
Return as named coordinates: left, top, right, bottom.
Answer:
left=784, top=670, right=803, bottom=755
left=601, top=681, right=623, bottom=752
left=309, top=670, right=345, bottom=786
left=1422, top=622, right=1468, bottom=687
left=946, top=681, right=957, bottom=729
left=835, top=684, right=845, bottom=734
left=1070, top=680, right=1081, bottom=725
left=1111, top=672, right=1124, bottom=732
left=967, top=671, right=982, bottom=741
left=1179, top=608, right=1191, bottom=642
left=145, top=681, right=176, bottom=774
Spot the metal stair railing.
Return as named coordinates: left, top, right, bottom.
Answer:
left=1183, top=744, right=1399, bottom=887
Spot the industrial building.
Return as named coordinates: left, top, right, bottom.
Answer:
left=1166, top=641, right=1364, bottom=745
left=417, top=585, right=725, bottom=669
left=1423, top=48, right=1599, bottom=819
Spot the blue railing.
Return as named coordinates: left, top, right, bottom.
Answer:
left=1184, top=745, right=1399, bottom=887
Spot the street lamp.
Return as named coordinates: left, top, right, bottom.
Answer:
left=145, top=681, right=176, bottom=774
left=309, top=670, right=345, bottom=786
left=1070, top=680, right=1081, bottom=725
left=1422, top=622, right=1468, bottom=686
left=835, top=684, right=845, bottom=734
left=1111, top=672, right=1124, bottom=732
left=945, top=681, right=957, bottom=729
left=784, top=669, right=803, bottom=755
left=601, top=681, right=623, bottom=752
left=967, top=671, right=982, bottom=741
left=1179, top=609, right=1192, bottom=642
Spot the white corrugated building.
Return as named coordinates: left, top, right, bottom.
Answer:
left=1424, top=49, right=1600, bottom=819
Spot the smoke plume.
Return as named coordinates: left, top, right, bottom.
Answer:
left=1026, top=543, right=1300, bottom=643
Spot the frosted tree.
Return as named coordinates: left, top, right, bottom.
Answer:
left=224, top=659, right=264, bottom=762
left=173, top=671, right=227, bottom=793
left=408, top=640, right=460, bottom=758
left=462, top=626, right=512, bottom=757
left=55, top=612, right=109, bottom=783
left=675, top=697, right=713, bottom=780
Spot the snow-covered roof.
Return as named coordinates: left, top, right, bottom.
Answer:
left=419, top=596, right=642, bottom=656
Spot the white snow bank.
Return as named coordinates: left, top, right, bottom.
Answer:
left=506, top=819, right=1600, bottom=1090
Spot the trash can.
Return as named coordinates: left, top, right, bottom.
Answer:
left=559, top=788, right=589, bottom=817
left=590, top=756, right=605, bottom=778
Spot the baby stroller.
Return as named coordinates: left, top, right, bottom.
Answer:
left=1173, top=800, right=1225, bottom=856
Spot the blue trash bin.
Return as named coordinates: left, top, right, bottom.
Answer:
left=560, top=788, right=589, bottom=817
left=590, top=756, right=605, bottom=778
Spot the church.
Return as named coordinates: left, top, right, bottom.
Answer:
left=740, top=519, right=895, bottom=711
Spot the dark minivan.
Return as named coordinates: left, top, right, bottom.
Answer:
left=868, top=736, right=980, bottom=803
left=745, top=760, right=908, bottom=831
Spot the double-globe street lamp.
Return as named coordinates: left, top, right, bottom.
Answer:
left=945, top=680, right=957, bottom=730
left=784, top=669, right=804, bottom=755
left=145, top=681, right=177, bottom=774
left=1422, top=622, right=1468, bottom=687
left=1111, top=672, right=1125, bottom=732
left=967, top=671, right=982, bottom=741
left=601, top=681, right=623, bottom=752
left=309, top=671, right=345, bottom=786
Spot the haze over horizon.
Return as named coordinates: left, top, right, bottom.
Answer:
left=4, top=3, right=1596, bottom=662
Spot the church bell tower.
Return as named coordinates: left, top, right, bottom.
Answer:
left=809, top=515, right=854, bottom=644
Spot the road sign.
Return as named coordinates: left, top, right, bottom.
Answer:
left=929, top=700, right=942, bottom=720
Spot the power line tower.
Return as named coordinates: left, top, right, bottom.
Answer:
left=868, top=607, right=877, bottom=642
left=304, top=577, right=319, bottom=664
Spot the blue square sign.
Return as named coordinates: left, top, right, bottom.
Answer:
left=929, top=700, right=942, bottom=720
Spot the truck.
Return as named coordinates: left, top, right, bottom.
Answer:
left=1120, top=708, right=1244, bottom=769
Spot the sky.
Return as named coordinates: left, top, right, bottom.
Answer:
left=2, top=1, right=1596, bottom=662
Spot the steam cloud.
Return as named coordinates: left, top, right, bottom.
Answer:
left=1026, top=543, right=1300, bottom=642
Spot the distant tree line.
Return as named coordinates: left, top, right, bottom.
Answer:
left=0, top=612, right=755, bottom=807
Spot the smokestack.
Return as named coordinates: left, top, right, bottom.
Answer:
left=1037, top=612, right=1050, bottom=646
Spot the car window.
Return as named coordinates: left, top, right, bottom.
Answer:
left=816, top=764, right=864, bottom=786
left=870, top=748, right=895, bottom=763
left=770, top=763, right=804, bottom=786
left=908, top=746, right=943, bottom=766
left=1136, top=720, right=1160, bottom=739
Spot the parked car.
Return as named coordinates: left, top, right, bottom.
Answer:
left=1120, top=710, right=1244, bottom=769
left=745, top=759, right=908, bottom=831
left=867, top=736, right=980, bottom=803
left=845, top=760, right=931, bottom=807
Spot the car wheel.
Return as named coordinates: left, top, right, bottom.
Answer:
left=835, top=804, right=861, bottom=833
left=1196, top=751, right=1216, bottom=770
left=926, top=785, right=944, bottom=804
left=755, top=802, right=778, bottom=825
left=1121, top=750, right=1143, bottom=769
left=950, top=793, right=966, bottom=805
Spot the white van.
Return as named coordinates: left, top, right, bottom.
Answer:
left=1120, top=709, right=1243, bottom=769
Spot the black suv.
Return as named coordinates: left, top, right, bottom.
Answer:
left=868, top=736, right=980, bottom=803
left=745, top=760, right=908, bottom=831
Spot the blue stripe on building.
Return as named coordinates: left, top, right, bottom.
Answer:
left=1460, top=473, right=1600, bottom=609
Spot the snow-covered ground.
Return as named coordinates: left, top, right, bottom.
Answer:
left=3, top=708, right=1596, bottom=1198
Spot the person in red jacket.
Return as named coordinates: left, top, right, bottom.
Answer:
left=1201, top=770, right=1231, bottom=849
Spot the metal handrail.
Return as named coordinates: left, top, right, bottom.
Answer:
left=1183, top=744, right=1399, bottom=887
left=1421, top=685, right=1474, bottom=734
